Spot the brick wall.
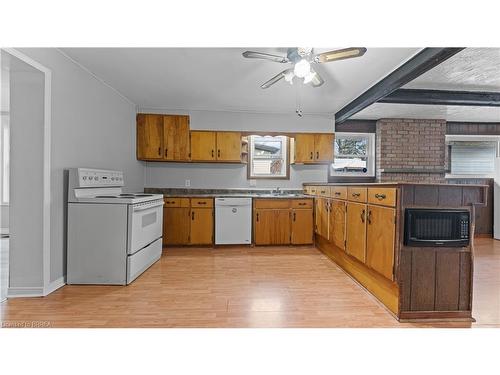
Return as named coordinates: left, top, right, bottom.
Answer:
left=376, top=118, right=447, bottom=182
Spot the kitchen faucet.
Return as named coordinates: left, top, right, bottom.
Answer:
left=274, top=187, right=281, bottom=195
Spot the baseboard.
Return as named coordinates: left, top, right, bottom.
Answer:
left=44, top=276, right=66, bottom=296
left=8, top=286, right=45, bottom=298
left=7, top=276, right=66, bottom=298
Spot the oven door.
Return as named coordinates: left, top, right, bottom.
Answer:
left=128, top=199, right=163, bottom=254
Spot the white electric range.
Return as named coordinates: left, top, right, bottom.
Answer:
left=67, top=168, right=164, bottom=285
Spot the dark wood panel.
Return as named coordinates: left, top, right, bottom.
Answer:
left=447, top=122, right=500, bottom=135
left=413, top=185, right=439, bottom=206
left=334, top=120, right=376, bottom=133
left=459, top=252, right=472, bottom=311
left=410, top=249, right=436, bottom=311
left=438, top=186, right=463, bottom=206
left=399, top=249, right=412, bottom=311
left=380, top=89, right=500, bottom=107
left=400, top=185, right=415, bottom=206
left=435, top=252, right=460, bottom=311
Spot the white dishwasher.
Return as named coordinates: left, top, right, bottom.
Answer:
left=215, top=197, right=252, bottom=244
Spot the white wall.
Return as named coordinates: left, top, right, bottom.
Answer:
left=15, top=49, right=143, bottom=285
left=141, top=109, right=333, bottom=189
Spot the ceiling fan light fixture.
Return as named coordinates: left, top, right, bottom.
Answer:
left=303, top=71, right=317, bottom=84
left=293, top=59, right=311, bottom=78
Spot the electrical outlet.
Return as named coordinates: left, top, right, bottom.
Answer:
left=185, top=179, right=191, bottom=187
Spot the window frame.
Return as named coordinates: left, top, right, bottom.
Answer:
left=330, top=132, right=375, bottom=177
left=247, top=135, right=290, bottom=180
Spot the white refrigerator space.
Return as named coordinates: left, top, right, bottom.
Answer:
left=215, top=198, right=252, bottom=245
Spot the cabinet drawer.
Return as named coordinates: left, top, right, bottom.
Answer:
left=254, top=199, right=290, bottom=209
left=291, top=199, right=313, bottom=209
left=347, top=187, right=367, bottom=203
left=190, top=198, right=214, bottom=207
left=164, top=197, right=190, bottom=207
left=317, top=186, right=330, bottom=197
left=367, top=187, right=397, bottom=207
left=330, top=186, right=347, bottom=200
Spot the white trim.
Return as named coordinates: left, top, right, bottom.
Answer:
left=1, top=48, right=52, bottom=297
left=43, top=276, right=65, bottom=296
left=7, top=286, right=44, bottom=298
left=55, top=49, right=136, bottom=106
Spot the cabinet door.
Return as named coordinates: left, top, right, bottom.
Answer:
left=366, top=205, right=396, bottom=280
left=190, top=208, right=213, bottom=245
left=216, top=132, right=241, bottom=162
left=314, top=134, right=334, bottom=163
left=190, top=131, right=216, bottom=161
left=294, top=134, right=315, bottom=163
left=163, top=207, right=190, bottom=245
left=164, top=115, right=190, bottom=161
left=346, top=202, right=367, bottom=263
left=254, top=209, right=291, bottom=245
left=291, top=209, right=313, bottom=245
left=315, top=197, right=329, bottom=240
left=137, top=114, right=163, bottom=160
left=330, top=199, right=346, bottom=250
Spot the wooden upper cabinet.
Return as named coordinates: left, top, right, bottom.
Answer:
left=137, top=114, right=164, bottom=160
left=314, top=134, right=334, bottom=162
left=294, top=134, right=315, bottom=163
left=164, top=115, right=190, bottom=161
left=216, top=131, right=242, bottom=162
left=346, top=202, right=367, bottom=263
left=137, top=114, right=190, bottom=161
left=254, top=209, right=291, bottom=245
left=291, top=209, right=313, bottom=245
left=366, top=205, right=396, bottom=280
left=330, top=199, right=346, bottom=250
left=294, top=133, right=334, bottom=164
left=190, top=131, right=217, bottom=161
left=190, top=207, right=213, bottom=245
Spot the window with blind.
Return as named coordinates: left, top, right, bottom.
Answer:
left=248, top=135, right=289, bottom=179
left=449, top=141, right=498, bottom=176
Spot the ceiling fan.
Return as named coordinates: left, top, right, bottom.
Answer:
left=242, top=47, right=367, bottom=89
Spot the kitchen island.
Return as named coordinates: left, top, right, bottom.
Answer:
left=303, top=182, right=488, bottom=321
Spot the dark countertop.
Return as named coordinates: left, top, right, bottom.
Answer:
left=144, top=188, right=311, bottom=199
left=302, top=182, right=490, bottom=188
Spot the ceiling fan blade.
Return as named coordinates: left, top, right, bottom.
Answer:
left=242, top=51, right=289, bottom=63
left=261, top=69, right=292, bottom=89
left=315, top=47, right=367, bottom=63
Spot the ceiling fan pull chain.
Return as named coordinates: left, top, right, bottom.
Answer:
left=295, top=84, right=303, bottom=117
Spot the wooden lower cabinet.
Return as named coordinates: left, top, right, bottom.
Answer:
left=366, top=205, right=396, bottom=280
left=254, top=209, right=291, bottom=245
left=190, top=208, right=214, bottom=245
left=163, top=207, right=190, bottom=245
left=291, top=209, right=313, bottom=245
left=345, top=202, right=367, bottom=263
left=315, top=197, right=329, bottom=240
left=329, top=199, right=346, bottom=250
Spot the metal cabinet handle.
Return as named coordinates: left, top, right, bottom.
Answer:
left=367, top=209, right=372, bottom=224
left=158, top=147, right=161, bottom=156
left=217, top=149, right=221, bottom=158
left=375, top=193, right=386, bottom=200
left=197, top=201, right=207, bottom=205
left=293, top=212, right=296, bottom=221
left=352, top=193, right=360, bottom=197
left=191, top=211, right=195, bottom=220
left=310, top=152, right=313, bottom=160
left=361, top=209, right=365, bottom=223
left=211, top=149, right=215, bottom=158
left=256, top=213, right=259, bottom=222
left=334, top=192, right=341, bottom=196
left=316, top=151, right=319, bottom=159
left=165, top=148, right=168, bottom=157
left=298, top=202, right=307, bottom=206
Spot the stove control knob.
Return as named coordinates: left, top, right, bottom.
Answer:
left=83, top=176, right=87, bottom=180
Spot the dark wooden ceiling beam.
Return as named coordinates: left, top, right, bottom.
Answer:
left=379, top=88, right=500, bottom=106
left=334, top=48, right=465, bottom=124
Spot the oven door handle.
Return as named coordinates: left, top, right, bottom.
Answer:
left=133, top=201, right=164, bottom=212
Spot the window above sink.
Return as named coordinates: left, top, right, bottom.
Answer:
left=248, top=135, right=290, bottom=180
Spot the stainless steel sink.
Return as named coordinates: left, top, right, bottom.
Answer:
left=256, top=193, right=302, bottom=198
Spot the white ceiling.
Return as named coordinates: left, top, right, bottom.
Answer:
left=354, top=48, right=500, bottom=122
left=60, top=47, right=420, bottom=115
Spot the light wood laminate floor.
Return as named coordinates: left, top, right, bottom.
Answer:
left=1, top=238, right=499, bottom=328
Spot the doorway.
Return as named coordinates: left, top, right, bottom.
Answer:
left=0, top=49, right=51, bottom=301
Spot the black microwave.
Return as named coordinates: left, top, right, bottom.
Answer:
left=404, top=209, right=470, bottom=247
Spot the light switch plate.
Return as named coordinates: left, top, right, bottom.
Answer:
left=185, top=179, right=191, bottom=187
